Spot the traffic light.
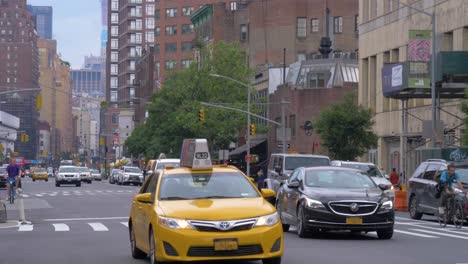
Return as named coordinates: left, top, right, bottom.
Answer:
left=249, top=123, right=256, bottom=136
left=36, top=94, right=42, bottom=111
left=198, top=108, right=206, bottom=123
left=20, top=133, right=30, bottom=142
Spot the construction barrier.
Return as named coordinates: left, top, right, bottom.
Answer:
left=394, top=190, right=408, bottom=212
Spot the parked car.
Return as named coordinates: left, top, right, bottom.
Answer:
left=109, top=169, right=121, bottom=184
left=0, top=165, right=7, bottom=188
left=265, top=154, right=330, bottom=192
left=55, top=166, right=81, bottom=187
left=77, top=167, right=92, bottom=184
left=276, top=166, right=394, bottom=239
left=118, top=166, right=143, bottom=186
left=407, top=160, right=468, bottom=219
left=90, top=169, right=102, bottom=181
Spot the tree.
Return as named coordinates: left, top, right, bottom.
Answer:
left=125, top=41, right=256, bottom=158
left=315, top=93, right=378, bottom=160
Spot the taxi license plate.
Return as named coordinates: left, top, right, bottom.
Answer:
left=214, top=239, right=238, bottom=251
left=346, top=217, right=363, bottom=225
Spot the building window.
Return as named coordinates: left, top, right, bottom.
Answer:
left=111, top=113, right=118, bottom=123
left=110, top=51, right=118, bottom=62
left=111, top=0, right=118, bottom=11
left=355, top=15, right=359, bottom=32
left=230, top=2, right=237, bottom=11
left=182, top=42, right=192, bottom=52
left=111, top=39, right=118, bottom=49
left=155, top=62, right=160, bottom=78
left=136, top=46, right=142, bottom=56
left=296, top=17, right=307, bottom=37
left=155, top=9, right=160, bottom=19
left=129, top=88, right=135, bottom=98
left=110, top=64, right=118, bottom=74
left=182, top=24, right=193, bottom=34
left=181, top=59, right=192, bottom=69
left=311, top=18, right=319, bottom=33
left=182, top=7, right=194, bottom=16
left=154, top=44, right=160, bottom=54
left=110, top=92, right=118, bottom=102
left=136, top=19, right=142, bottom=30
left=129, top=61, right=136, bottom=71
left=166, top=8, right=177, bottom=18
left=146, top=18, right=155, bottom=29
left=165, top=43, right=177, bottom=53
left=136, top=33, right=142, bottom=43
left=155, top=27, right=160, bottom=36
left=240, top=24, right=248, bottom=41
left=111, top=26, right=118, bottom=36
left=289, top=115, right=296, bottom=137
left=334, top=16, right=343, bottom=33
left=110, top=77, right=118, bottom=88
left=146, top=31, right=154, bottom=42
left=165, top=60, right=176, bottom=70
left=111, top=13, right=119, bottom=23
left=165, top=25, right=177, bottom=35
left=146, top=4, right=155, bottom=16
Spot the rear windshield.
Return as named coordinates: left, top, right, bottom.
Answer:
left=156, top=163, right=180, bottom=169
left=285, top=157, right=330, bottom=170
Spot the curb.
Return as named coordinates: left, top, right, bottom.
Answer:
left=0, top=220, right=20, bottom=229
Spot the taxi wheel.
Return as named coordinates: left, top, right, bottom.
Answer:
left=263, top=257, right=281, bottom=264
left=129, top=224, right=145, bottom=259
left=149, top=229, right=163, bottom=264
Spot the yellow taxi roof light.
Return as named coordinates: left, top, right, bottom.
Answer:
left=180, top=139, right=212, bottom=171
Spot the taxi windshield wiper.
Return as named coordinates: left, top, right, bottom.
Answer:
left=160, top=196, right=190, bottom=200
left=193, top=195, right=239, bottom=199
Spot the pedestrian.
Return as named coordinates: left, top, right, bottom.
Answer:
left=257, top=168, right=265, bottom=190
left=389, top=168, right=399, bottom=188
left=5, top=158, right=20, bottom=200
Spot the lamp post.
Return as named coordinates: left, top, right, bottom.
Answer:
left=390, top=0, right=437, bottom=146
left=209, top=74, right=252, bottom=176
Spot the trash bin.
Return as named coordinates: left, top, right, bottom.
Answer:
left=0, top=201, right=6, bottom=223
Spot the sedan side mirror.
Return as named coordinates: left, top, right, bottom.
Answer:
left=136, top=193, right=153, bottom=204
left=378, top=184, right=389, bottom=191
left=288, top=181, right=300, bottom=189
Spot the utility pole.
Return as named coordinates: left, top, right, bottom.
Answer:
left=281, top=99, right=287, bottom=153
left=246, top=84, right=251, bottom=176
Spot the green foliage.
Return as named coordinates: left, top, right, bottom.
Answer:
left=125, top=41, right=256, bottom=158
left=462, top=89, right=468, bottom=145
left=315, top=93, right=378, bottom=160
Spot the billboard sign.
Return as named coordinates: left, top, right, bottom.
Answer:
left=408, top=30, right=431, bottom=62
left=383, top=63, right=407, bottom=97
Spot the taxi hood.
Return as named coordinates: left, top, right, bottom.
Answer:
left=158, top=197, right=275, bottom=220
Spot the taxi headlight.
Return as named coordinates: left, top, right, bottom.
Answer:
left=255, top=213, right=279, bottom=227
left=159, top=216, right=193, bottom=230
left=380, top=200, right=393, bottom=211
left=305, top=198, right=325, bottom=209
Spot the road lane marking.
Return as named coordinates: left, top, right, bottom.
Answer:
left=394, top=229, right=437, bottom=238
left=88, top=223, right=109, bottom=231
left=53, top=223, right=70, bottom=232
left=409, top=229, right=468, bottom=240
left=396, top=216, right=461, bottom=229
left=18, top=225, right=34, bottom=232
left=43, top=216, right=129, bottom=221
left=35, top=194, right=43, bottom=197
left=22, top=194, right=29, bottom=198
left=397, top=222, right=468, bottom=235
left=117, top=191, right=123, bottom=193
left=121, top=222, right=129, bottom=227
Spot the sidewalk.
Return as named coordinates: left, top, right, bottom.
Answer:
left=0, top=220, right=19, bottom=229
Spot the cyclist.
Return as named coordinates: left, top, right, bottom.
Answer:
left=438, top=163, right=466, bottom=215
left=4, top=158, right=20, bottom=201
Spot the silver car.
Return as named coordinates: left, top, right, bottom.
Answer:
left=56, top=166, right=81, bottom=187
left=90, top=169, right=102, bottom=181
left=109, top=169, right=121, bottom=184
left=118, top=166, right=143, bottom=186
left=77, top=167, right=92, bottom=184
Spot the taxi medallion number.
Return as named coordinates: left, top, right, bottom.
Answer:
left=346, top=217, right=363, bottom=225
left=195, top=152, right=209, bottom=159
left=214, top=238, right=238, bottom=251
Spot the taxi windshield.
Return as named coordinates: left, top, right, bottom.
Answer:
left=34, top=168, right=47, bottom=173
left=156, top=163, right=180, bottom=169
left=159, top=172, right=259, bottom=200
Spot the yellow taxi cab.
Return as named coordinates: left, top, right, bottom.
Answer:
left=31, top=167, right=49, bottom=182
left=128, top=139, right=283, bottom=264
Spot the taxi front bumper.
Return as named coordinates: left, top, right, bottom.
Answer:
left=155, top=223, right=283, bottom=262
left=32, top=174, right=48, bottom=180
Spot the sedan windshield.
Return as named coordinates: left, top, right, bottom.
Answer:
left=454, top=168, right=468, bottom=184
left=305, top=169, right=377, bottom=189
left=341, top=164, right=384, bottom=178
left=78, top=167, right=90, bottom=172
left=90, top=169, right=99, bottom=173
left=59, top=167, right=77, bottom=173
left=124, top=167, right=141, bottom=173
left=159, top=172, right=259, bottom=200
left=285, top=157, right=329, bottom=170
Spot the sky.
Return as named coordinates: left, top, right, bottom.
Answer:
left=28, top=0, right=102, bottom=69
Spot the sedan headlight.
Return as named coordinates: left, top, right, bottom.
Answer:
left=305, top=198, right=325, bottom=209
left=159, top=216, right=193, bottom=230
left=123, top=174, right=130, bottom=179
left=380, top=200, right=393, bottom=211
left=255, top=212, right=279, bottom=227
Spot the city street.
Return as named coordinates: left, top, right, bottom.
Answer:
left=0, top=178, right=467, bottom=264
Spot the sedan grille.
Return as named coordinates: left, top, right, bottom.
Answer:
left=328, top=201, right=378, bottom=216
left=187, top=245, right=263, bottom=257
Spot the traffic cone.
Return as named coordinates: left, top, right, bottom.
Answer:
left=394, top=190, right=408, bottom=212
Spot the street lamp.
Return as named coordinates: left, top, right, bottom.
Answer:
left=209, top=73, right=253, bottom=176
left=390, top=0, right=437, bottom=146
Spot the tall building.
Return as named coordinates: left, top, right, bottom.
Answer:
left=358, top=0, right=468, bottom=176
left=71, top=69, right=102, bottom=96
left=27, top=5, right=53, bottom=40
left=55, top=59, right=74, bottom=155
left=0, top=0, right=40, bottom=159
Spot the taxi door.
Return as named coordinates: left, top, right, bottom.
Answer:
left=136, top=172, right=159, bottom=251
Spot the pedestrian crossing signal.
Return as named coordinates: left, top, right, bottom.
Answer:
left=249, top=123, right=256, bottom=136
left=198, top=108, right=206, bottom=123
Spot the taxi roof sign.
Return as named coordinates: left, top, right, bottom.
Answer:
left=180, top=139, right=212, bottom=170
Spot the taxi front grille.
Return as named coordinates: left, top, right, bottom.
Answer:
left=187, top=245, right=263, bottom=257
left=194, top=223, right=254, bottom=232
left=190, top=218, right=257, bottom=232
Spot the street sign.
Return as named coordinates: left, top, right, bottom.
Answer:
left=245, top=155, right=252, bottom=162
left=277, top=143, right=290, bottom=149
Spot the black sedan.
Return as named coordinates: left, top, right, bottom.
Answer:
left=276, top=167, right=394, bottom=239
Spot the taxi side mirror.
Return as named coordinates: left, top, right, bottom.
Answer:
left=136, top=193, right=153, bottom=204
left=249, top=177, right=255, bottom=183
left=261, top=189, right=276, bottom=199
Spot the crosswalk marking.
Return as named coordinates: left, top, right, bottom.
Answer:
left=35, top=194, right=43, bottom=197
left=409, top=229, right=468, bottom=240
left=18, top=225, right=34, bottom=232
left=121, top=222, right=128, bottom=227
left=53, top=223, right=70, bottom=232
left=398, top=222, right=468, bottom=235
left=394, top=229, right=438, bottom=238
left=88, top=223, right=109, bottom=231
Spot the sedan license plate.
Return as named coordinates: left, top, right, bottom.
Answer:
left=214, top=239, right=238, bottom=251
left=346, top=217, right=363, bottom=225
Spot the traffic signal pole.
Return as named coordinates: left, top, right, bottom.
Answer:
left=246, top=85, right=251, bottom=176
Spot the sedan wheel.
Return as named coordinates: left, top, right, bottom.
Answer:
left=129, top=224, right=145, bottom=259
left=409, top=196, right=423, bottom=220
left=297, top=206, right=309, bottom=238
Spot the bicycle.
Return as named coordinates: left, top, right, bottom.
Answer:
left=437, top=192, right=466, bottom=229
left=7, top=178, right=16, bottom=204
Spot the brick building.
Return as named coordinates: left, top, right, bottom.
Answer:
left=0, top=0, right=40, bottom=159
left=134, top=46, right=154, bottom=124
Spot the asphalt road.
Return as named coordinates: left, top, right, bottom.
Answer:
left=1, top=177, right=468, bottom=264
